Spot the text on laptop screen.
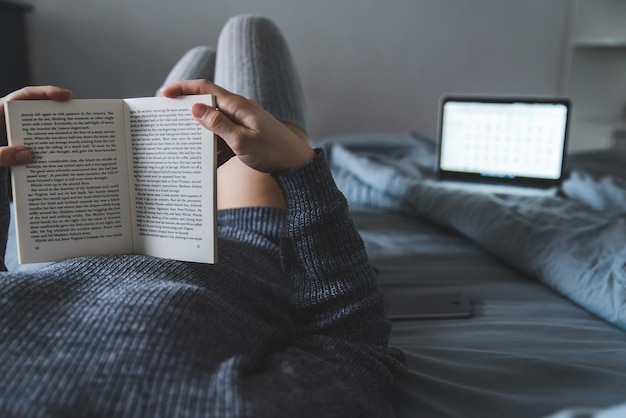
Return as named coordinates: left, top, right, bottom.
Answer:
left=439, top=100, right=568, bottom=180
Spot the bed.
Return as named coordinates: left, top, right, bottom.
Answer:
left=5, top=132, right=626, bottom=417
left=317, top=132, right=626, bottom=418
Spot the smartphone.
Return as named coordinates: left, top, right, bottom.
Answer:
left=384, top=293, right=472, bottom=320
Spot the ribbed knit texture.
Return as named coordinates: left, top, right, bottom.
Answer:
left=0, top=153, right=404, bottom=417
left=156, top=46, right=216, bottom=96
left=214, top=15, right=308, bottom=133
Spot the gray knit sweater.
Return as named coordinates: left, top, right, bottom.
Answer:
left=0, top=152, right=405, bottom=418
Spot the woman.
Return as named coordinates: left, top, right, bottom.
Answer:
left=0, top=15, right=405, bottom=418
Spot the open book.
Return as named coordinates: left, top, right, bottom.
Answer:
left=5, top=95, right=217, bottom=264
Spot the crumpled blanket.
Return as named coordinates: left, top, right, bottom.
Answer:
left=320, top=133, right=626, bottom=331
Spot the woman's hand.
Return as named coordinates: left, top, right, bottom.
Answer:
left=0, top=86, right=72, bottom=166
left=161, top=79, right=315, bottom=173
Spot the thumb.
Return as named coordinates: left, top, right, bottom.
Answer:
left=191, top=103, right=238, bottom=141
left=191, top=103, right=239, bottom=167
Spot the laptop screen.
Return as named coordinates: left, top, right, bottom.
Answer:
left=437, top=96, right=570, bottom=188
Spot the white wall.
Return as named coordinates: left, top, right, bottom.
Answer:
left=25, top=0, right=571, bottom=140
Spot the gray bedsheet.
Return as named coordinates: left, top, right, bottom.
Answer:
left=352, top=207, right=626, bottom=418
left=318, top=133, right=626, bottom=417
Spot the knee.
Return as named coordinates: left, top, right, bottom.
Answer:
left=221, top=14, right=282, bottom=38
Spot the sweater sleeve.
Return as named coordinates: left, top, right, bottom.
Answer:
left=273, top=149, right=405, bottom=371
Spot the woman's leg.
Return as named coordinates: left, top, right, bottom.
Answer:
left=214, top=14, right=308, bottom=209
left=156, top=46, right=216, bottom=96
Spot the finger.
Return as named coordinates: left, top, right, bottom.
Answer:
left=0, top=146, right=32, bottom=166
left=4, top=86, right=72, bottom=102
left=160, top=79, right=225, bottom=98
left=161, top=81, right=252, bottom=122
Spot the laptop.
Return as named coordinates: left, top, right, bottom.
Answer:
left=435, top=95, right=571, bottom=196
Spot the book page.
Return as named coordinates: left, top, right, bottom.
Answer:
left=124, top=95, right=216, bottom=264
left=6, top=100, right=133, bottom=263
